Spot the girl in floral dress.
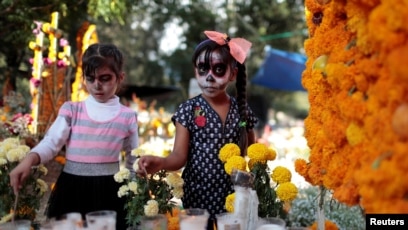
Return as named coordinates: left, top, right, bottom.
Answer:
left=137, top=31, right=258, bottom=229
left=10, top=43, right=138, bottom=230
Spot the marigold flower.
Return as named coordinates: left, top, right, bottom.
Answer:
left=225, top=193, right=235, bottom=213
left=224, top=155, right=246, bottom=175
left=127, top=181, right=138, bottom=194
left=0, top=158, right=7, bottom=166
left=144, top=200, right=159, bottom=216
left=113, top=168, right=130, bottom=183
left=38, top=164, right=48, bottom=175
left=6, top=148, right=27, bottom=162
left=247, top=158, right=266, bottom=171
left=219, top=143, right=241, bottom=163
left=346, top=122, right=365, bottom=146
left=266, top=148, right=277, bottom=161
left=36, top=179, right=48, bottom=195
left=276, top=182, right=298, bottom=202
left=166, top=172, right=184, bottom=188
left=172, top=187, right=184, bottom=199
left=117, top=185, right=129, bottom=198
left=271, top=166, right=292, bottom=184
left=247, top=143, right=269, bottom=162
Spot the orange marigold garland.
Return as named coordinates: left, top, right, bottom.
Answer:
left=299, top=0, right=408, bottom=213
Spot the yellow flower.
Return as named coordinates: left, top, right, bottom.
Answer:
left=6, top=147, right=28, bottom=163
left=38, top=164, right=48, bottom=175
left=247, top=143, right=269, bottom=162
left=36, top=179, right=48, bottom=195
left=247, top=158, right=266, bottom=171
left=113, top=168, right=130, bottom=183
left=266, top=148, right=277, bottom=161
left=219, top=143, right=241, bottom=163
left=224, top=155, right=246, bottom=175
left=172, top=187, right=184, bottom=199
left=144, top=200, right=159, bottom=216
left=271, top=166, right=292, bottom=184
left=166, top=172, right=184, bottom=188
left=0, top=157, right=7, bottom=166
left=225, top=193, right=235, bottom=213
left=131, top=148, right=146, bottom=157
left=276, top=182, right=298, bottom=202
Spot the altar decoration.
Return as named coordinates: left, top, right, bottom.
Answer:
left=220, top=143, right=299, bottom=219
left=114, top=147, right=183, bottom=228
left=0, top=138, right=48, bottom=222
left=296, top=0, right=408, bottom=213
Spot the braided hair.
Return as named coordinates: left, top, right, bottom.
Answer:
left=192, top=39, right=250, bottom=155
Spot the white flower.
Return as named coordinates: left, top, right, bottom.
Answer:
left=128, top=181, right=138, bottom=194
left=113, top=168, right=130, bottom=183
left=144, top=200, right=159, bottom=216
left=118, top=185, right=129, bottom=198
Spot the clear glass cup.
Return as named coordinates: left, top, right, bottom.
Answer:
left=139, top=214, right=167, bottom=230
left=60, top=212, right=83, bottom=229
left=179, top=208, right=209, bottom=230
left=0, top=220, right=32, bottom=230
left=216, top=213, right=244, bottom=230
left=287, top=227, right=310, bottom=230
left=85, top=210, right=116, bottom=230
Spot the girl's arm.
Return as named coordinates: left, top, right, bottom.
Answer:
left=30, top=116, right=71, bottom=163
left=137, top=122, right=189, bottom=175
left=248, top=129, right=256, bottom=145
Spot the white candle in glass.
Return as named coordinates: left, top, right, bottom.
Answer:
left=179, top=208, right=209, bottom=230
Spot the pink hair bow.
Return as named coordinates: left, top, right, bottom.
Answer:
left=204, top=31, right=252, bottom=64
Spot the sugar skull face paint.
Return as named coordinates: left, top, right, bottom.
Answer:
left=194, top=49, right=236, bottom=97
left=196, top=63, right=228, bottom=77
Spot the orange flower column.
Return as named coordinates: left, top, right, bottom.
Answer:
left=296, top=0, right=408, bottom=213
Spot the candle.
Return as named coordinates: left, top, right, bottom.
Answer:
left=179, top=208, right=209, bottom=230
left=216, top=213, right=243, bottom=230
left=256, top=224, right=286, bottom=230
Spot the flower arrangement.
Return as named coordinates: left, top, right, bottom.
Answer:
left=219, top=142, right=299, bottom=218
left=0, top=137, right=48, bottom=223
left=297, top=0, right=408, bottom=213
left=114, top=147, right=184, bottom=229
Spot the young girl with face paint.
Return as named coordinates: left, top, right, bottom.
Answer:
left=10, top=43, right=138, bottom=230
left=137, top=31, right=258, bottom=229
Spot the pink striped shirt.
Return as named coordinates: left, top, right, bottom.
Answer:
left=60, top=101, right=138, bottom=163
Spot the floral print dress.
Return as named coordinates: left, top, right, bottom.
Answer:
left=171, top=94, right=258, bottom=217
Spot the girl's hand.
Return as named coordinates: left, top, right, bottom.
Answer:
left=9, top=153, right=39, bottom=194
left=136, top=155, right=165, bottom=177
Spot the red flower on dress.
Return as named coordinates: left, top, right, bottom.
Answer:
left=194, top=106, right=206, bottom=127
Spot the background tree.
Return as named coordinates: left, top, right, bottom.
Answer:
left=0, top=0, right=308, bottom=120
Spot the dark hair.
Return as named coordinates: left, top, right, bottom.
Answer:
left=192, top=39, right=250, bottom=155
left=82, top=43, right=124, bottom=80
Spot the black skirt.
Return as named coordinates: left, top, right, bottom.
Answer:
left=46, top=171, right=128, bottom=230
